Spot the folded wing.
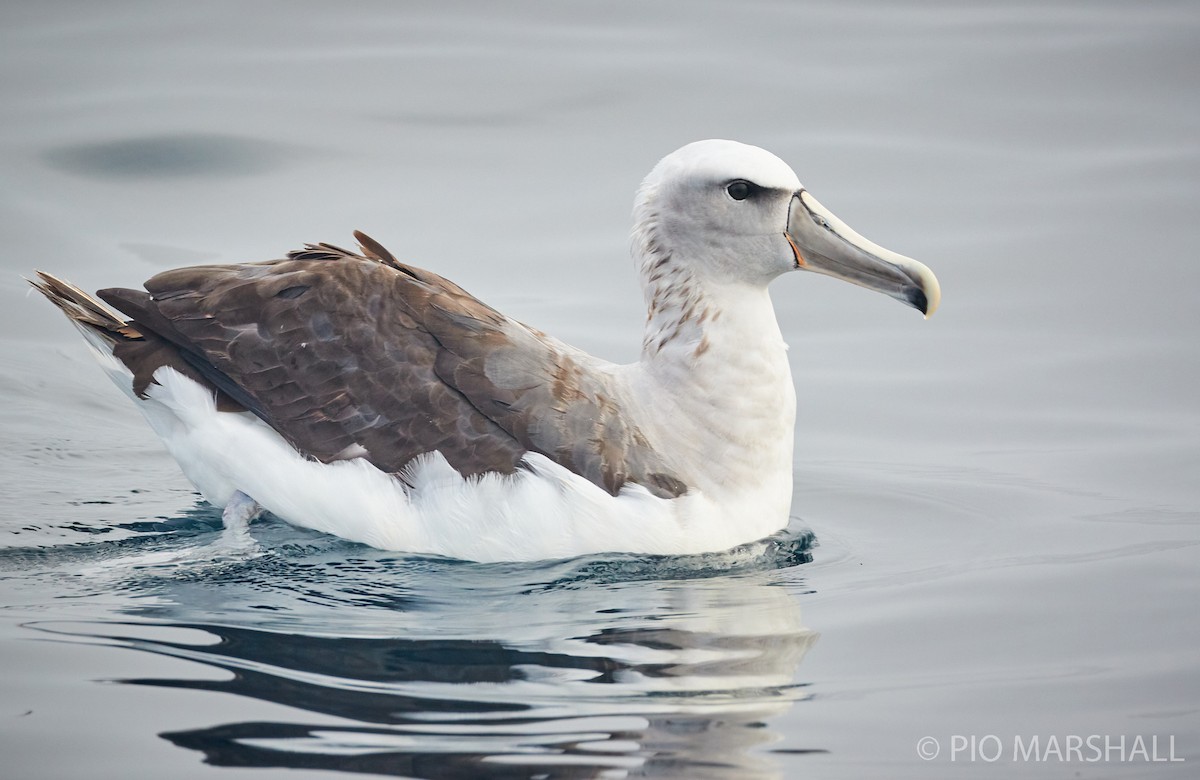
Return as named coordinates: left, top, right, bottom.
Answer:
left=96, top=234, right=687, bottom=498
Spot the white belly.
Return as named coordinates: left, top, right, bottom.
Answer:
left=118, top=366, right=788, bottom=561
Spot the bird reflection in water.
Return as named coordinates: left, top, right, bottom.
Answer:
left=38, top=527, right=819, bottom=778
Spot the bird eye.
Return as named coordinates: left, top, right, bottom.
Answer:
left=726, top=180, right=752, bottom=201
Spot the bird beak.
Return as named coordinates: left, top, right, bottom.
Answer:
left=786, top=190, right=940, bottom=317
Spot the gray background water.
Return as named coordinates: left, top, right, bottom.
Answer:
left=1, top=1, right=1197, bottom=777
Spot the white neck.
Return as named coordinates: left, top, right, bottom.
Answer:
left=628, top=251, right=797, bottom=510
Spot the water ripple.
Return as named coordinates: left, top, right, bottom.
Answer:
left=18, top=519, right=817, bottom=778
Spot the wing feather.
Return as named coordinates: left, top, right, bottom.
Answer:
left=94, top=234, right=687, bottom=497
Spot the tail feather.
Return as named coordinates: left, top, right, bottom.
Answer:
left=29, top=271, right=143, bottom=342
left=32, top=271, right=252, bottom=412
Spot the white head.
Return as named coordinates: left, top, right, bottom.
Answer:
left=633, top=139, right=940, bottom=316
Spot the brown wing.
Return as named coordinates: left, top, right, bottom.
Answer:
left=427, top=317, right=688, bottom=498
left=95, top=234, right=686, bottom=498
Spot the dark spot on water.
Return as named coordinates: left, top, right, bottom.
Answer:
left=119, top=515, right=222, bottom=536
left=42, top=133, right=297, bottom=180
left=60, top=522, right=112, bottom=535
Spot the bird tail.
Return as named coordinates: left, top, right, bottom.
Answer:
left=28, top=271, right=143, bottom=346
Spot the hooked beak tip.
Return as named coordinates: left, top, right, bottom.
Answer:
left=909, top=288, right=931, bottom=318
left=911, top=266, right=941, bottom=318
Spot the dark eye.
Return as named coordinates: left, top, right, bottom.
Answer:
left=726, top=180, right=753, bottom=201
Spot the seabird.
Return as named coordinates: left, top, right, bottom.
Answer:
left=32, top=140, right=940, bottom=562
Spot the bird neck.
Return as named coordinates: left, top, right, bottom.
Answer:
left=638, top=254, right=788, bottom=377
left=640, top=253, right=714, bottom=361
left=633, top=254, right=796, bottom=502
left=632, top=208, right=788, bottom=372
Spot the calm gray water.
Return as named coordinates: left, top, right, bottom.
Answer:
left=2, top=2, right=1198, bottom=778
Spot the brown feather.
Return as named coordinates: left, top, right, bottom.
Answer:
left=353, top=229, right=403, bottom=270
left=30, top=272, right=245, bottom=411
left=40, top=236, right=688, bottom=497
left=29, top=271, right=141, bottom=339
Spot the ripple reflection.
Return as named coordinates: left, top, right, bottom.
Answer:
left=30, top=525, right=819, bottom=778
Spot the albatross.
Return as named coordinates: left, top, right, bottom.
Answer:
left=32, top=139, right=940, bottom=562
